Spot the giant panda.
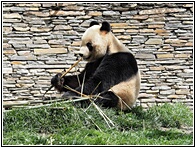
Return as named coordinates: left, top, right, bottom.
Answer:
left=51, top=21, right=140, bottom=110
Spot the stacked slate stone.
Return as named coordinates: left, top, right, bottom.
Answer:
left=3, top=3, right=193, bottom=109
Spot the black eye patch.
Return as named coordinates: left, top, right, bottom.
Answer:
left=86, top=42, right=93, bottom=51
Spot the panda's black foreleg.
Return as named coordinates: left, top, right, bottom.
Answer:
left=95, top=91, right=119, bottom=108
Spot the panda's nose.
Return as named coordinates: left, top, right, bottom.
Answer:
left=79, top=53, right=83, bottom=57
left=74, top=53, right=83, bottom=57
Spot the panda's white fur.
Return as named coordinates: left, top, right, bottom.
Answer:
left=77, top=25, right=130, bottom=62
left=109, top=72, right=141, bottom=110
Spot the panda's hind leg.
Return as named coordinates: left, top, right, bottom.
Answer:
left=95, top=91, right=119, bottom=108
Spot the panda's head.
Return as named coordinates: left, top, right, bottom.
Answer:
left=76, top=21, right=111, bottom=62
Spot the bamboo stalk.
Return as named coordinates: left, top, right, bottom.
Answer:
left=3, top=97, right=91, bottom=111
left=61, top=58, right=83, bottom=77
left=63, top=85, right=88, bottom=97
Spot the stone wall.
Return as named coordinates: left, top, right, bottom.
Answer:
left=3, top=3, right=193, bottom=109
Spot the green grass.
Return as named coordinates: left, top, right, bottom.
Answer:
left=3, top=102, right=193, bottom=145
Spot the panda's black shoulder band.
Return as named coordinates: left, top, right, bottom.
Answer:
left=89, top=21, right=99, bottom=27
left=100, top=21, right=111, bottom=32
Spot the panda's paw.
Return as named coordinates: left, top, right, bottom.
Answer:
left=51, top=73, right=64, bottom=93
left=51, top=73, right=64, bottom=87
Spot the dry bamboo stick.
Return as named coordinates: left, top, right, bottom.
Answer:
left=3, top=97, right=91, bottom=111
left=61, top=58, right=83, bottom=77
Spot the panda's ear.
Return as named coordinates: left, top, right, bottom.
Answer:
left=89, top=21, right=99, bottom=27
left=100, top=21, right=111, bottom=32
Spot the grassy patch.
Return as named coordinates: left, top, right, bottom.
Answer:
left=3, top=103, right=193, bottom=145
